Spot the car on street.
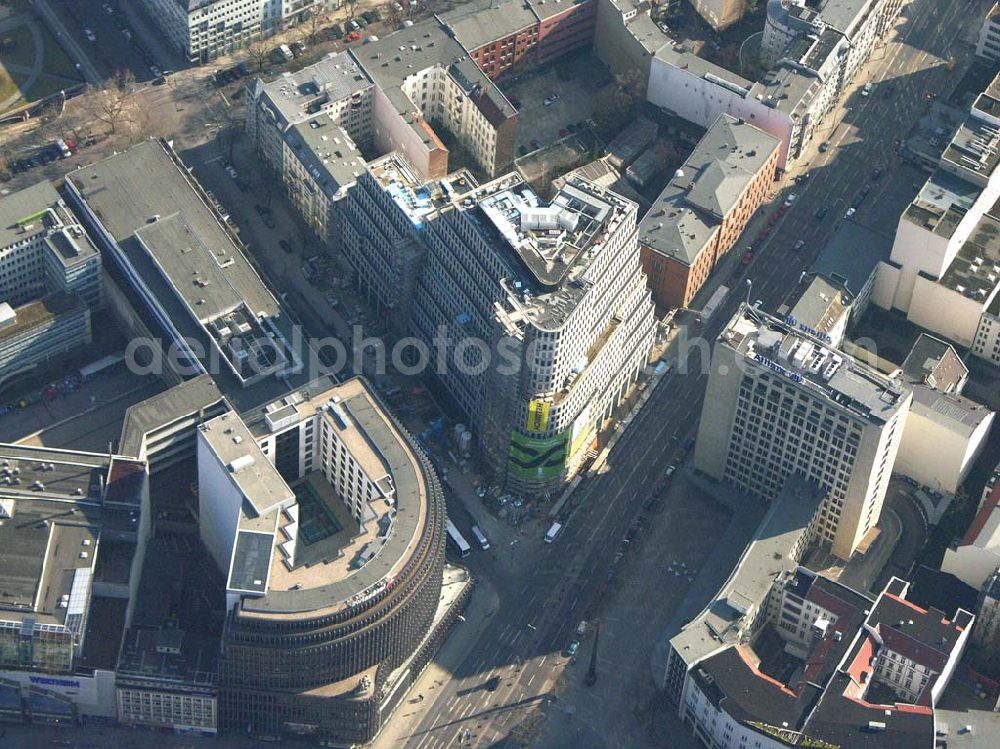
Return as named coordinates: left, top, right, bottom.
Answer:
left=279, top=239, right=293, bottom=254
left=819, top=141, right=829, bottom=153
left=845, top=207, right=856, bottom=219
left=872, top=167, right=882, bottom=180
left=862, top=82, right=873, bottom=96
left=226, top=165, right=238, bottom=179
left=793, top=239, right=805, bottom=251
left=576, top=620, right=587, bottom=636
left=83, top=28, right=96, bottom=42
left=563, top=639, right=580, bottom=658
left=741, top=249, right=754, bottom=266
left=784, top=194, right=797, bottom=206
left=484, top=675, right=502, bottom=692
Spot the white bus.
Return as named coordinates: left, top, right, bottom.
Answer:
left=699, top=285, right=729, bottom=323
left=470, top=525, right=490, bottom=550
left=445, top=518, right=471, bottom=558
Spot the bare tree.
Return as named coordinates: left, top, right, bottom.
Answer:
left=386, top=2, right=403, bottom=27
left=304, top=8, right=327, bottom=43
left=346, top=0, right=358, bottom=21
left=246, top=38, right=270, bottom=75
left=90, top=70, right=136, bottom=135
left=0, top=152, right=11, bottom=182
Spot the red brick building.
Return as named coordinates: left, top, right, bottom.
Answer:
left=639, top=115, right=780, bottom=309
left=442, top=0, right=597, bottom=80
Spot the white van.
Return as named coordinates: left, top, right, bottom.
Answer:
left=471, top=525, right=490, bottom=551
left=544, top=522, right=563, bottom=543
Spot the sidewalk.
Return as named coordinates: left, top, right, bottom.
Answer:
left=370, top=577, right=500, bottom=749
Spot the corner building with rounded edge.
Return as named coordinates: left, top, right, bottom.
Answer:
left=195, top=376, right=446, bottom=744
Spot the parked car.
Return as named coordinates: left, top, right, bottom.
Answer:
left=279, top=239, right=293, bottom=254
left=819, top=141, right=829, bottom=153
left=563, top=639, right=580, bottom=658
left=845, top=207, right=856, bottom=219
left=784, top=194, right=797, bottom=206
left=83, top=28, right=96, bottom=42
left=862, top=82, right=874, bottom=96
left=793, top=239, right=805, bottom=251
left=872, top=167, right=882, bottom=180
left=344, top=31, right=361, bottom=42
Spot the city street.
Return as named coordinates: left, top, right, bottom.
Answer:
left=386, top=0, right=986, bottom=746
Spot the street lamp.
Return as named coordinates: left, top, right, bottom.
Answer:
left=745, top=278, right=752, bottom=307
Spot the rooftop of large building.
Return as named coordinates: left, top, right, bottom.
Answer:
left=116, top=627, right=218, bottom=688
left=903, top=168, right=983, bottom=240
left=249, top=51, right=373, bottom=128
left=938, top=203, right=1000, bottom=302
left=640, top=115, right=779, bottom=265
left=0, top=444, right=145, bottom=627
left=0, top=292, right=86, bottom=343
left=118, top=375, right=227, bottom=459
left=205, top=377, right=433, bottom=620
left=462, top=173, right=637, bottom=328
left=284, top=114, right=366, bottom=200
left=368, top=153, right=479, bottom=229
left=439, top=0, right=540, bottom=50
left=67, top=140, right=313, bottom=406
left=669, top=474, right=826, bottom=671
left=787, top=275, right=852, bottom=341
left=942, top=114, right=1000, bottom=183
left=0, top=181, right=99, bottom=266
left=811, top=219, right=890, bottom=296
left=972, top=70, right=1000, bottom=121
left=956, top=475, right=1000, bottom=551
left=720, top=305, right=910, bottom=422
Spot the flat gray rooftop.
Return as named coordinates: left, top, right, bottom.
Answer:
left=938, top=206, right=1000, bottom=300
left=285, top=114, right=365, bottom=199
left=0, top=180, right=61, bottom=249
left=903, top=167, right=982, bottom=239
left=69, top=140, right=278, bottom=321
left=440, top=0, right=539, bottom=50
left=251, top=51, right=373, bottom=128
left=119, top=375, right=227, bottom=459
left=811, top=219, right=891, bottom=296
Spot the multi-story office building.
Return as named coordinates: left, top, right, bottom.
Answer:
left=0, top=180, right=102, bottom=310
left=638, top=114, right=780, bottom=309
left=116, top=629, right=218, bottom=735
left=0, top=293, right=92, bottom=380
left=65, top=140, right=317, bottom=411
left=894, top=335, right=994, bottom=495
left=338, top=154, right=477, bottom=330
left=976, top=2, right=1000, bottom=63
left=137, top=0, right=335, bottom=63
left=405, top=173, right=656, bottom=496
left=0, top=444, right=150, bottom=724
left=193, top=376, right=451, bottom=744
left=694, top=306, right=911, bottom=559
left=875, top=71, right=1000, bottom=361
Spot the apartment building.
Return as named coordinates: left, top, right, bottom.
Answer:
left=942, top=478, right=1000, bottom=591
left=248, top=24, right=519, bottom=183
left=0, top=180, right=102, bottom=310
left=690, top=0, right=750, bottom=31
left=977, top=2, right=1000, bottom=63
left=440, top=0, right=597, bottom=80
left=660, top=474, right=827, bottom=709
left=694, top=306, right=911, bottom=560
left=598, top=0, right=901, bottom=166
left=138, top=0, right=335, bottom=63
left=638, top=114, right=780, bottom=309
left=874, top=72, right=1000, bottom=361
left=354, top=20, right=518, bottom=179
left=680, top=576, right=973, bottom=749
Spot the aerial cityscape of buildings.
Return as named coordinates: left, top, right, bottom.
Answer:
left=2, top=0, right=1000, bottom=747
